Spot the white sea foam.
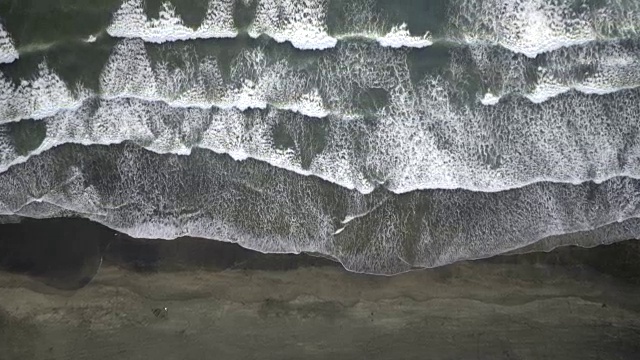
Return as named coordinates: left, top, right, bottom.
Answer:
left=375, top=24, right=432, bottom=49
left=0, top=62, right=92, bottom=124
left=0, top=98, right=369, bottom=192
left=5, top=80, right=640, bottom=196
left=248, top=0, right=337, bottom=50
left=480, top=92, right=501, bottom=105
left=470, top=42, right=640, bottom=105
left=0, top=21, right=19, bottom=64
left=107, top=0, right=237, bottom=42
left=6, top=0, right=640, bottom=275
left=99, top=39, right=331, bottom=118
left=452, top=0, right=640, bottom=57
left=335, top=1, right=433, bottom=49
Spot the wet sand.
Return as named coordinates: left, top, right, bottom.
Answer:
left=1, top=218, right=640, bottom=359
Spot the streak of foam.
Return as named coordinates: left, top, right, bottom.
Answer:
left=0, top=21, right=19, bottom=64
left=107, top=0, right=237, bottom=42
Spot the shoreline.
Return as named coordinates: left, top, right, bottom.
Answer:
left=1, top=218, right=640, bottom=359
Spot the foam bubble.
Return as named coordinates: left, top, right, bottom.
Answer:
left=376, top=24, right=433, bottom=49
left=107, top=0, right=237, bottom=43
left=480, top=92, right=501, bottom=105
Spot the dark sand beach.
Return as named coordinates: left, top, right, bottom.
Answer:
left=1, top=218, right=639, bottom=360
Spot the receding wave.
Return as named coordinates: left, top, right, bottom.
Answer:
left=2, top=143, right=640, bottom=274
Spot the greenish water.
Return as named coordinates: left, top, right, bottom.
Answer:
left=8, top=119, right=46, bottom=155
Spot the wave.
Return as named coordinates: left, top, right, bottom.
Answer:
left=101, top=39, right=331, bottom=117
left=1, top=142, right=640, bottom=274
left=108, top=0, right=432, bottom=50
left=0, top=20, right=19, bottom=64
left=8, top=38, right=640, bottom=127
left=4, top=38, right=640, bottom=194
left=451, top=0, right=640, bottom=57
left=473, top=42, right=640, bottom=105
left=0, top=98, right=373, bottom=193
left=107, top=0, right=238, bottom=42
left=1, top=0, right=638, bottom=58
left=506, top=217, right=640, bottom=256
left=1, top=38, right=411, bottom=123
left=4, top=82, right=640, bottom=195
left=0, top=40, right=334, bottom=123
left=105, top=0, right=640, bottom=56
left=0, top=62, right=92, bottom=124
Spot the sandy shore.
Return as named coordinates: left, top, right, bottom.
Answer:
left=2, top=258, right=640, bottom=359
left=1, top=218, right=640, bottom=359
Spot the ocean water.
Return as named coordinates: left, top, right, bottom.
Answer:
left=1, top=0, right=640, bottom=274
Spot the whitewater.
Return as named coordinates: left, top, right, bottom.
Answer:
left=2, top=0, right=640, bottom=274
left=104, top=0, right=640, bottom=56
